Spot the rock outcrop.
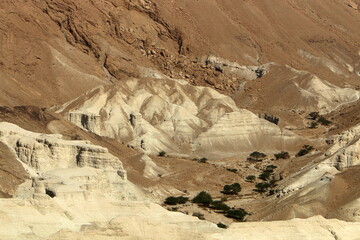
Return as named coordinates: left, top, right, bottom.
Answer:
left=57, top=78, right=304, bottom=158
left=0, top=122, right=126, bottom=178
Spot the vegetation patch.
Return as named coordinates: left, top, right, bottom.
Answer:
left=274, top=151, right=290, bottom=160
left=222, top=183, right=241, bottom=195
left=296, top=145, right=314, bottom=157
left=247, top=151, right=267, bottom=161
left=164, top=196, right=189, bottom=205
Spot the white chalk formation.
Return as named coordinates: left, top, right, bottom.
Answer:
left=58, top=78, right=302, bottom=157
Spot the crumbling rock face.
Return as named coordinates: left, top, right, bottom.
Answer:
left=0, top=122, right=126, bottom=179
left=57, top=78, right=304, bottom=158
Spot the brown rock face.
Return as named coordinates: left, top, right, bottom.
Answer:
left=0, top=0, right=359, bottom=108
left=0, top=142, right=28, bottom=197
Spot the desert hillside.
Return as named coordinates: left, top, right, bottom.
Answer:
left=1, top=0, right=360, bottom=239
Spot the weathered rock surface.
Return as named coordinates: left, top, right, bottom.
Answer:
left=0, top=122, right=126, bottom=177
left=57, top=78, right=304, bottom=158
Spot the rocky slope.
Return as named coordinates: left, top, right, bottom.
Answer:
left=0, top=121, right=359, bottom=240
left=56, top=78, right=305, bottom=158
left=1, top=0, right=360, bottom=239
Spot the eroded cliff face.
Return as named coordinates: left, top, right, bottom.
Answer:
left=0, top=122, right=125, bottom=176
left=249, top=123, right=360, bottom=222
left=56, top=78, right=306, bottom=158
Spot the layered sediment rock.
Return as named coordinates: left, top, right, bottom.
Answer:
left=58, top=78, right=303, bottom=157
left=0, top=122, right=125, bottom=177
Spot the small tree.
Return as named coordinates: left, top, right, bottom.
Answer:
left=222, top=183, right=241, bottom=195
left=246, top=175, right=256, bottom=182
left=296, top=145, right=314, bottom=157
left=198, top=157, right=208, bottom=163
left=317, top=117, right=332, bottom=126
left=308, top=112, right=319, bottom=120
left=225, top=208, right=248, bottom=222
left=164, top=196, right=189, bottom=205
left=217, top=222, right=228, bottom=229
left=274, top=151, right=290, bottom=160
left=247, top=151, right=267, bottom=161
left=210, top=201, right=231, bottom=212
left=255, top=182, right=271, bottom=193
left=309, top=121, right=318, bottom=129
left=258, top=171, right=271, bottom=181
left=192, top=191, right=213, bottom=206
left=266, top=165, right=277, bottom=171
left=158, top=151, right=166, bottom=157
left=226, top=168, right=238, bottom=173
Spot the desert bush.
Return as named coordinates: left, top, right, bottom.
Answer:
left=217, top=222, right=228, bottom=229
left=274, top=151, right=290, bottom=160
left=309, top=121, right=318, bottom=129
left=158, top=151, right=166, bottom=157
left=263, top=113, right=279, bottom=125
left=308, top=112, right=319, bottom=120
left=210, top=201, right=231, bottom=212
left=246, top=175, right=256, bottom=182
left=296, top=145, right=314, bottom=157
left=198, top=157, right=208, bottom=163
left=255, top=182, right=271, bottom=193
left=222, top=183, right=241, bottom=195
left=225, top=208, right=248, bottom=221
left=192, top=191, right=213, bottom=206
left=247, top=151, right=267, bottom=161
left=226, top=168, right=238, bottom=173
left=258, top=171, right=271, bottom=181
left=317, top=116, right=332, bottom=126
left=164, top=196, right=189, bottom=205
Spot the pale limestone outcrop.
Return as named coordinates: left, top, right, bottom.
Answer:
left=203, top=56, right=267, bottom=80
left=0, top=122, right=126, bottom=178
left=0, top=122, right=359, bottom=239
left=270, top=124, right=360, bottom=220
left=212, top=216, right=360, bottom=240
left=286, top=66, right=360, bottom=114
left=57, top=78, right=303, bottom=157
left=323, top=124, right=360, bottom=170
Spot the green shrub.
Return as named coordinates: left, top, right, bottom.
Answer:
left=317, top=117, right=332, bottom=126
left=225, top=208, right=248, bottom=221
left=217, top=222, right=228, bottom=229
left=210, top=201, right=231, bottom=212
left=255, top=182, right=271, bottom=193
left=192, top=191, right=213, bottom=206
left=164, top=196, right=189, bottom=205
left=308, top=112, right=319, bottom=120
left=269, top=178, right=278, bottom=188
left=226, top=168, right=238, bottom=173
left=309, top=121, right=318, bottom=129
left=199, top=157, right=208, bottom=163
left=296, top=145, right=314, bottom=157
left=158, top=151, right=166, bottom=157
left=258, top=171, right=271, bottom=181
left=247, top=151, right=267, bottom=161
left=246, top=175, right=256, bottom=182
left=266, top=165, right=277, bottom=170
left=274, top=151, right=290, bottom=160
left=222, top=183, right=241, bottom=195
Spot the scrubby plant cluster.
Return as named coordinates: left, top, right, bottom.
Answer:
left=296, top=145, right=314, bottom=157
left=274, top=151, right=290, bottom=160
left=222, top=183, right=241, bottom=195
left=164, top=196, right=189, bottom=205
left=307, top=112, right=332, bottom=128
left=247, top=151, right=267, bottom=161
left=191, top=190, right=249, bottom=222
left=255, top=165, right=278, bottom=194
